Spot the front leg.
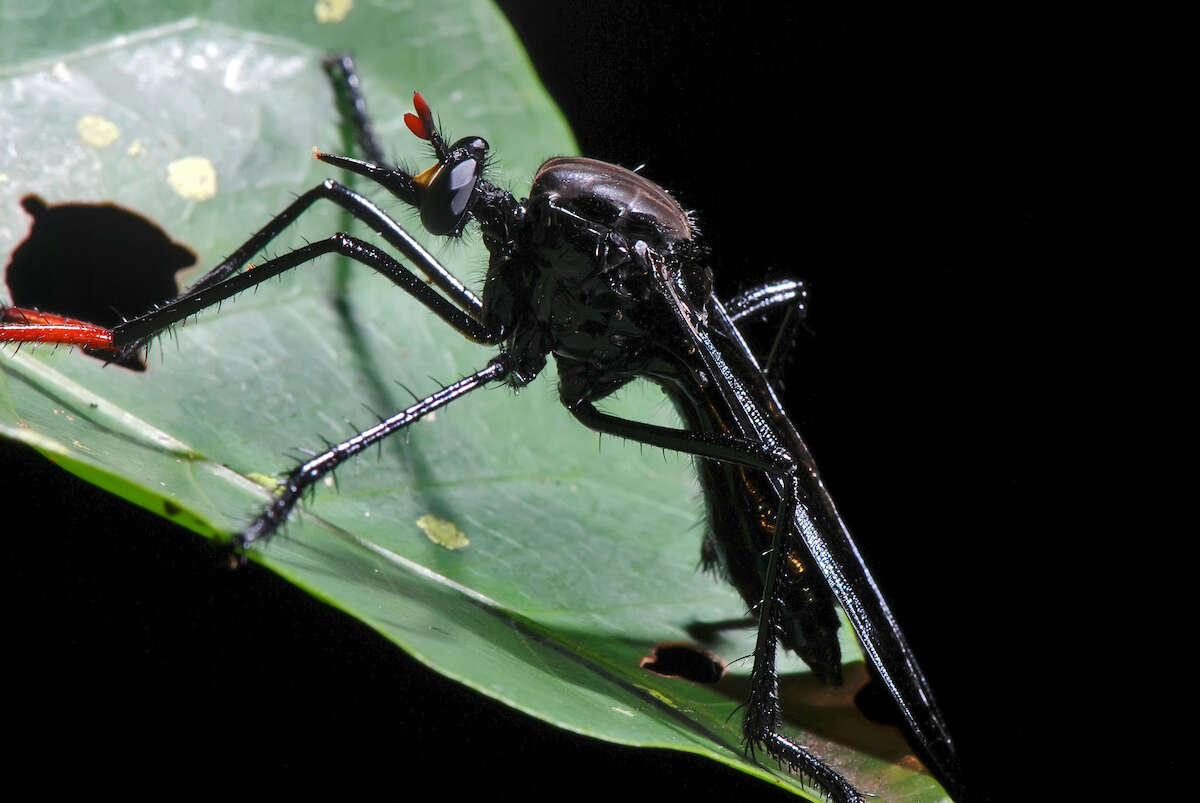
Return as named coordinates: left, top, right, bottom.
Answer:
left=113, top=232, right=496, bottom=353
left=323, top=53, right=390, bottom=168
left=171, top=178, right=481, bottom=326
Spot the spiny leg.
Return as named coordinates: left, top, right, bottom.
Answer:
left=172, top=179, right=481, bottom=327
left=112, top=233, right=495, bottom=353
left=720, top=283, right=966, bottom=795
left=322, top=53, right=390, bottom=168
left=744, top=474, right=863, bottom=803
left=7, top=87, right=484, bottom=353
left=3, top=218, right=494, bottom=358
left=240, top=357, right=509, bottom=548
left=563, top=392, right=796, bottom=473
left=562, top=398, right=862, bottom=802
left=763, top=733, right=864, bottom=803
left=725, top=279, right=807, bottom=323
left=723, top=279, right=808, bottom=379
left=178, top=57, right=464, bottom=311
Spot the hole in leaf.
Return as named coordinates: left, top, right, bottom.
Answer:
left=5, top=194, right=195, bottom=370
left=640, top=642, right=725, bottom=684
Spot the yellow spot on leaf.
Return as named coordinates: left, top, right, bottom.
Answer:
left=646, top=689, right=677, bottom=708
left=167, top=156, right=218, bottom=201
left=314, top=0, right=353, bottom=24
left=77, top=115, right=120, bottom=147
left=126, top=139, right=143, bottom=157
left=417, top=514, right=469, bottom=550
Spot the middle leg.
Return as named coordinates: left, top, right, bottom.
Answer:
left=238, top=356, right=510, bottom=548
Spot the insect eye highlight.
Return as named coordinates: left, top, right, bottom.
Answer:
left=451, top=136, right=489, bottom=161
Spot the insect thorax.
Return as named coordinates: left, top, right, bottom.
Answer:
left=481, top=182, right=711, bottom=398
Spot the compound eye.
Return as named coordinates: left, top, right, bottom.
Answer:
left=420, top=155, right=482, bottom=236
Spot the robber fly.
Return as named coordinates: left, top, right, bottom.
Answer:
left=1, top=55, right=963, bottom=802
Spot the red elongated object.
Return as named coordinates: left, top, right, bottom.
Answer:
left=0, top=306, right=116, bottom=351
left=403, top=91, right=436, bottom=140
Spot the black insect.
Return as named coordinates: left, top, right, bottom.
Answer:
left=1, top=55, right=963, bottom=802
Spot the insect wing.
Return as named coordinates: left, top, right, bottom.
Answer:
left=789, top=489, right=961, bottom=788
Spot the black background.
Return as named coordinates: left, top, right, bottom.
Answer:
left=4, top=3, right=1074, bottom=799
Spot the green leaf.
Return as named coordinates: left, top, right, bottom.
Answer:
left=0, top=2, right=948, bottom=800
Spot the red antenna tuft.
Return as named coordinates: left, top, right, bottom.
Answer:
left=403, top=91, right=436, bottom=141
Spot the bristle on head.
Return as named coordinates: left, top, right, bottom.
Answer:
left=404, top=91, right=436, bottom=141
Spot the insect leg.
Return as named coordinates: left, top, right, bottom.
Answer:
left=561, top=396, right=864, bottom=801
left=745, top=475, right=863, bottom=802
left=112, top=233, right=496, bottom=352
left=721, top=280, right=807, bottom=380
left=566, top=400, right=792, bottom=473
left=725, top=279, right=807, bottom=323
left=239, top=357, right=509, bottom=549
left=179, top=180, right=482, bottom=322
left=322, top=53, right=390, bottom=168
left=564, top=398, right=862, bottom=802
